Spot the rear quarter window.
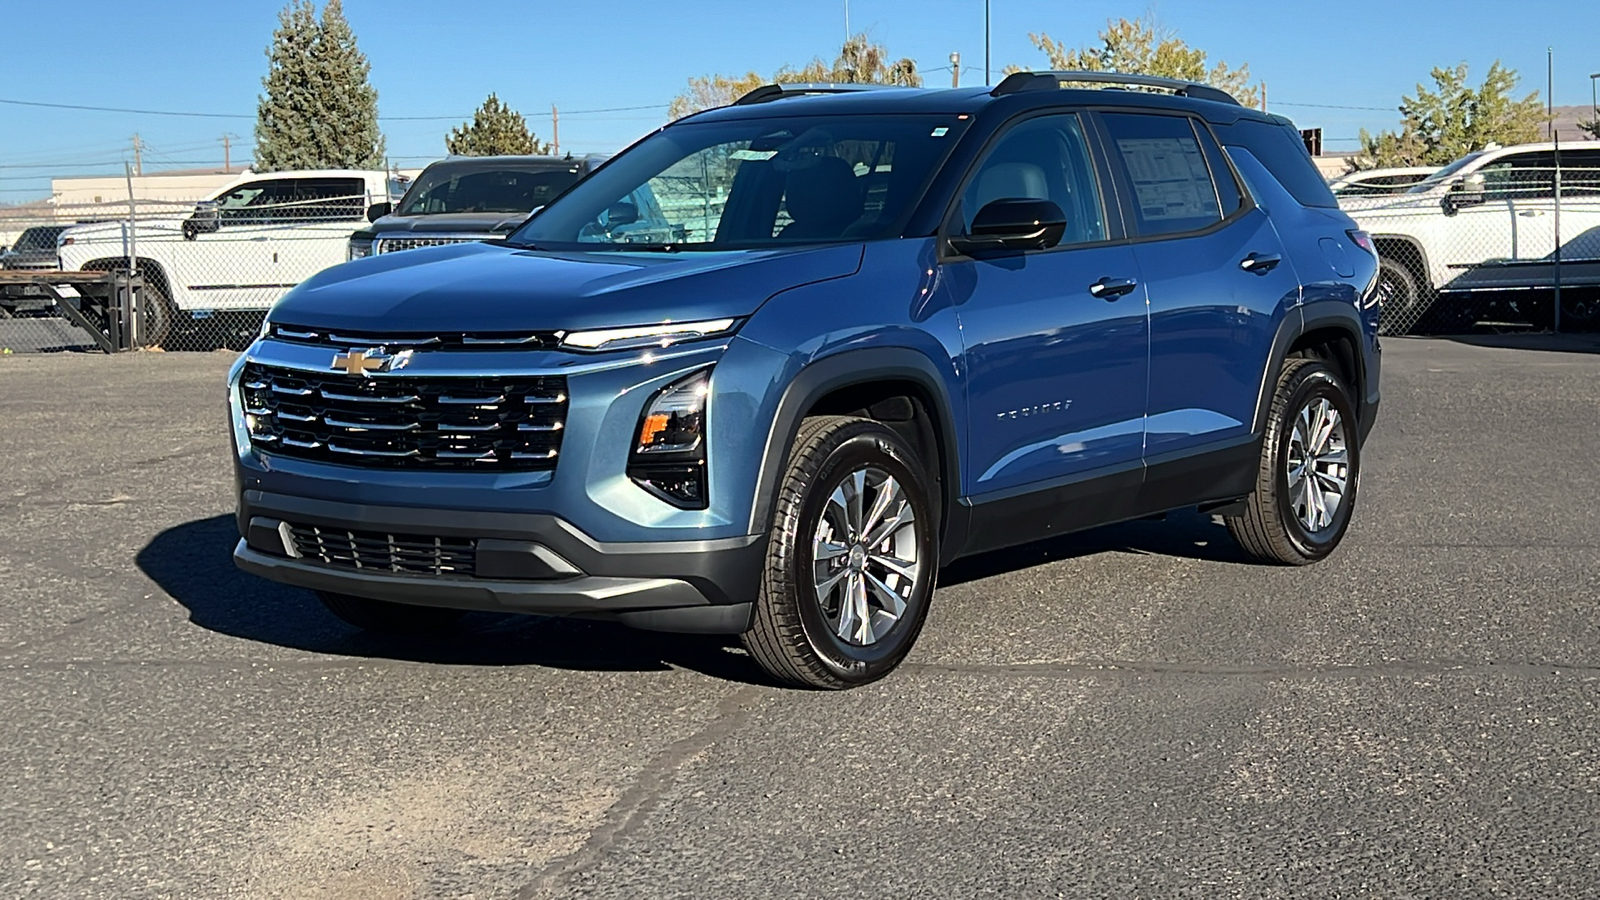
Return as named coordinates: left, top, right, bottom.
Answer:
left=1217, top=119, right=1339, bottom=209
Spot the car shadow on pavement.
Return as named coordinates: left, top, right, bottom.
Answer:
left=940, top=508, right=1249, bottom=588
left=136, top=515, right=774, bottom=685
left=1441, top=332, right=1600, bottom=354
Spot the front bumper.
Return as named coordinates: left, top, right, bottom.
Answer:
left=234, top=490, right=765, bottom=634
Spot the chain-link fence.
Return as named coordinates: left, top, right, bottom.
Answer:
left=1341, top=153, right=1600, bottom=336
left=2, top=181, right=384, bottom=353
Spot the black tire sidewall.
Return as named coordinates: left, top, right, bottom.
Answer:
left=1376, top=257, right=1418, bottom=336
left=1273, top=368, right=1360, bottom=559
left=785, top=428, right=937, bottom=683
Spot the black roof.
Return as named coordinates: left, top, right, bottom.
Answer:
left=681, top=83, right=1278, bottom=127
left=421, top=154, right=606, bottom=173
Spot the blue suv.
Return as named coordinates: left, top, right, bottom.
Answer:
left=230, top=73, right=1381, bottom=689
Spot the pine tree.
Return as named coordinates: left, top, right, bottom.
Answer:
left=445, top=94, right=551, bottom=156
left=254, top=0, right=384, bottom=172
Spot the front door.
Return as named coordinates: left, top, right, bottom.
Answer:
left=946, top=113, right=1148, bottom=512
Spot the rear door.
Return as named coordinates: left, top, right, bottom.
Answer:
left=270, top=177, right=369, bottom=289
left=1096, top=110, right=1299, bottom=476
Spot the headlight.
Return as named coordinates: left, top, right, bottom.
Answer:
left=561, top=318, right=737, bottom=352
left=628, top=368, right=711, bottom=508
left=348, top=239, right=372, bottom=261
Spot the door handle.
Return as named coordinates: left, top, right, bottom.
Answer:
left=1239, top=252, right=1282, bottom=274
left=1517, top=210, right=1544, bottom=218
left=1089, top=276, right=1138, bottom=300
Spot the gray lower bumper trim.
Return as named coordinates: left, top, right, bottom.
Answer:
left=234, top=541, right=711, bottom=614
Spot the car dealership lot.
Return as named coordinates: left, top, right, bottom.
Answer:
left=2, top=337, right=1598, bottom=899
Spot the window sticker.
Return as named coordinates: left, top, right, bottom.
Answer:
left=1116, top=137, right=1220, bottom=220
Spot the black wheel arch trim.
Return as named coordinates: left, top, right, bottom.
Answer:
left=1253, top=300, right=1373, bottom=441
left=748, top=347, right=963, bottom=564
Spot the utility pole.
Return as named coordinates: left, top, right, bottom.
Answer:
left=552, top=104, right=560, bottom=157
left=131, top=133, right=143, bottom=177
left=844, top=0, right=850, bottom=42
left=1261, top=82, right=1268, bottom=113
left=950, top=52, right=961, bottom=88
left=984, top=0, right=991, bottom=86
left=1546, top=47, right=1553, bottom=141
left=221, top=134, right=231, bottom=171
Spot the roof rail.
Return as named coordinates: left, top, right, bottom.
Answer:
left=733, top=82, right=900, bottom=106
left=991, top=70, right=1240, bottom=106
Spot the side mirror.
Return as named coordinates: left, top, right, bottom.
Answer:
left=183, top=201, right=220, bottom=240
left=1445, top=174, right=1486, bottom=213
left=950, top=198, right=1067, bottom=254
left=605, top=201, right=639, bottom=227
left=366, top=201, right=392, bottom=222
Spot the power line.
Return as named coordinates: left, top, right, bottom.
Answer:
left=1271, top=101, right=1396, bottom=112
left=0, top=96, right=665, bottom=121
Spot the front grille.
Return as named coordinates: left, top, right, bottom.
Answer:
left=267, top=324, right=561, bottom=351
left=287, top=522, right=475, bottom=576
left=241, top=362, right=567, bottom=471
left=373, top=235, right=491, bottom=254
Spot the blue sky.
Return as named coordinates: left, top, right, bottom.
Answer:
left=2, top=0, right=1595, bottom=200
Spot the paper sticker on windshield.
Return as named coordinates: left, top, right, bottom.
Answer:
left=931, top=127, right=950, bottom=137
left=730, top=149, right=778, bottom=161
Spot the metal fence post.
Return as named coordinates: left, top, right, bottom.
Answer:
left=1553, top=137, right=1562, bottom=334
left=124, top=162, right=141, bottom=345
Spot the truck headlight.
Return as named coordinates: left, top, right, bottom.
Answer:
left=628, top=368, right=710, bottom=508
left=348, top=239, right=373, bottom=261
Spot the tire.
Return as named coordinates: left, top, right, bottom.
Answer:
left=1375, top=255, right=1426, bottom=337
left=133, top=279, right=173, bottom=349
left=1226, top=359, right=1360, bottom=566
left=741, top=416, right=939, bottom=689
left=317, top=591, right=466, bottom=635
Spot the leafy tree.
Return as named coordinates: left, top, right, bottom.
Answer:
left=1356, top=62, right=1545, bottom=168
left=668, top=71, right=769, bottom=120
left=668, top=33, right=921, bottom=119
left=1019, top=16, right=1260, bottom=109
left=780, top=34, right=922, bottom=87
left=255, top=0, right=384, bottom=171
left=446, top=94, right=551, bottom=156
left=1583, top=119, right=1600, bottom=141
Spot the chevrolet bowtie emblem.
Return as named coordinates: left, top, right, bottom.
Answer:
left=331, top=348, right=407, bottom=376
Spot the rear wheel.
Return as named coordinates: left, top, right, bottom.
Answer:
left=132, top=280, right=173, bottom=348
left=742, top=416, right=938, bottom=689
left=317, top=591, right=466, bottom=635
left=1226, top=359, right=1360, bottom=565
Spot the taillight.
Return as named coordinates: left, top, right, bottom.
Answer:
left=1347, top=229, right=1375, bottom=256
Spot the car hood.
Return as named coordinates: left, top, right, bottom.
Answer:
left=369, top=212, right=531, bottom=236
left=272, top=240, right=865, bottom=333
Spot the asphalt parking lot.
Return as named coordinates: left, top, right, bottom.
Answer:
left=2, top=336, right=1598, bottom=899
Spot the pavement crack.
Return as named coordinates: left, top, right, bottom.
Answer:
left=515, top=685, right=766, bottom=899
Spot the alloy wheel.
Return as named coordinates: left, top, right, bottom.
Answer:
left=810, top=466, right=921, bottom=646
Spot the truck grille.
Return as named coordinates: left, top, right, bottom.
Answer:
left=373, top=235, right=492, bottom=254
left=241, top=363, right=567, bottom=471
left=287, top=522, right=476, bottom=576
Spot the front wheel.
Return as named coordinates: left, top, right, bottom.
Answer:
left=1375, top=256, right=1427, bottom=337
left=742, top=416, right=939, bottom=689
left=1226, top=359, right=1360, bottom=565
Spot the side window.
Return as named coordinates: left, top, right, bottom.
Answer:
left=215, top=180, right=287, bottom=226
left=1481, top=154, right=1553, bottom=202
left=1216, top=119, right=1340, bottom=209
left=1563, top=149, right=1600, bottom=197
left=283, top=177, right=366, bottom=221
left=956, top=113, right=1107, bottom=246
left=1102, top=112, right=1223, bottom=237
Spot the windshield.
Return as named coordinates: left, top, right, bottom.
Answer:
left=397, top=165, right=581, bottom=215
left=508, top=114, right=970, bottom=250
left=15, top=227, right=64, bottom=251
left=1407, top=152, right=1488, bottom=193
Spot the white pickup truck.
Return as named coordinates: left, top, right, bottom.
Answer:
left=1340, top=143, right=1600, bottom=334
left=57, top=169, right=388, bottom=345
